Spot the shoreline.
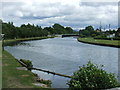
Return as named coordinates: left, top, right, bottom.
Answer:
left=77, top=38, right=120, bottom=48
left=3, top=36, right=54, bottom=88
left=4, top=36, right=55, bottom=46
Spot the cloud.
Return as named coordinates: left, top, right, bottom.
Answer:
left=1, top=0, right=118, bottom=30
left=80, top=2, right=117, bottom=7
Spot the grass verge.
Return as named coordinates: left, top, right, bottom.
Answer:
left=4, top=36, right=54, bottom=46
left=2, top=50, right=40, bottom=88
left=77, top=38, right=120, bottom=48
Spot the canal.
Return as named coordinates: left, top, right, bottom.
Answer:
left=5, top=37, right=119, bottom=88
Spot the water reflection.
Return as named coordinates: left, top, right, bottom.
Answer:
left=5, top=37, right=119, bottom=87
left=15, top=42, right=30, bottom=47
left=4, top=41, right=30, bottom=47
left=32, top=70, right=70, bottom=88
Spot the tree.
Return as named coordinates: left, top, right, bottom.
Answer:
left=85, top=26, right=94, bottom=31
left=116, top=28, right=120, bottom=37
left=43, top=27, right=54, bottom=35
left=65, top=27, right=73, bottom=34
left=79, top=26, right=101, bottom=37
left=2, top=22, right=16, bottom=39
left=52, top=23, right=64, bottom=34
left=68, top=61, right=119, bottom=89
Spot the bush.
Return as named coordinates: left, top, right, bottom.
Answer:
left=95, top=34, right=107, bottom=38
left=37, top=78, right=52, bottom=87
left=91, top=34, right=97, bottom=37
left=20, top=59, right=33, bottom=71
left=68, top=61, right=119, bottom=89
left=79, top=34, right=86, bottom=38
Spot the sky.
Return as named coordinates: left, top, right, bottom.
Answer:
left=0, top=0, right=119, bottom=30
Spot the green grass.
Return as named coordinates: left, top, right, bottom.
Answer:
left=2, top=50, right=40, bottom=88
left=4, top=36, right=54, bottom=46
left=4, top=36, right=53, bottom=42
left=77, top=38, right=120, bottom=47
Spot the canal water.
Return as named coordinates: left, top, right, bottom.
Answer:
left=5, top=37, right=119, bottom=88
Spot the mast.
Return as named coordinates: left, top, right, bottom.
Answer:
left=99, top=21, right=102, bottom=31
left=109, top=24, right=111, bottom=31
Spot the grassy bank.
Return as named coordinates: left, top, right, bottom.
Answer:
left=2, top=50, right=40, bottom=88
left=2, top=36, right=54, bottom=88
left=4, top=36, right=54, bottom=46
left=77, top=38, right=120, bottom=48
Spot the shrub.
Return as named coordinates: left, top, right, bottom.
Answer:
left=37, top=78, right=52, bottom=87
left=79, top=34, right=86, bottom=38
left=68, top=61, right=119, bottom=89
left=20, top=59, right=33, bottom=71
left=91, top=34, right=97, bottom=37
left=95, top=34, right=107, bottom=38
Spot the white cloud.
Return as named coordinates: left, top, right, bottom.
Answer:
left=81, top=0, right=119, bottom=2
left=1, top=0, right=118, bottom=30
left=15, top=11, right=23, bottom=17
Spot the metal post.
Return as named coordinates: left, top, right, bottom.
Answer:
left=1, top=34, right=5, bottom=51
left=2, top=38, right=4, bottom=51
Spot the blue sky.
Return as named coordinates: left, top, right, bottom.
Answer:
left=1, top=0, right=119, bottom=30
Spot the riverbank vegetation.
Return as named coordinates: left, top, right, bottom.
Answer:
left=1, top=20, right=77, bottom=39
left=2, top=50, right=51, bottom=88
left=79, top=26, right=120, bottom=39
left=78, top=26, right=120, bottom=47
left=77, top=38, right=120, bottom=47
left=20, top=59, right=33, bottom=71
left=68, top=61, right=120, bottom=89
left=4, top=36, right=54, bottom=46
left=2, top=36, right=54, bottom=88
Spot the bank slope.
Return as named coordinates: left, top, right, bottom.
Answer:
left=2, top=50, right=52, bottom=88
left=4, top=36, right=54, bottom=46
left=77, top=38, right=120, bottom=48
left=2, top=50, right=38, bottom=88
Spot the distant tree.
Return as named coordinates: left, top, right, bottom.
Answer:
left=52, top=23, right=65, bottom=34
left=85, top=26, right=94, bottom=31
left=2, top=20, right=75, bottom=39
left=2, top=22, right=16, bottom=39
left=65, top=27, right=73, bottom=34
left=44, top=27, right=54, bottom=35
left=116, top=28, right=120, bottom=37
left=79, top=26, right=101, bottom=37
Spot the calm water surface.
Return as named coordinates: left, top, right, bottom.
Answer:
left=5, top=37, right=119, bottom=88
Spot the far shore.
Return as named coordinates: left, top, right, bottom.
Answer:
left=4, top=36, right=55, bottom=46
left=77, top=38, right=120, bottom=48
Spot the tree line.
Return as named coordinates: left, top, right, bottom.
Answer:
left=79, top=26, right=101, bottom=37
left=1, top=20, right=76, bottom=39
left=79, top=25, right=120, bottom=38
left=1, top=19, right=119, bottom=39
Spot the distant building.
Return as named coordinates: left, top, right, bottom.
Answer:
left=96, top=28, right=101, bottom=32
left=47, top=35, right=51, bottom=37
left=107, top=34, right=115, bottom=38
